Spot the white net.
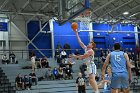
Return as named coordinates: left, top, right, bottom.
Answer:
left=76, top=9, right=92, bottom=31
left=80, top=17, right=91, bottom=31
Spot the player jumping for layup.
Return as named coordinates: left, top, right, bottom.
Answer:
left=71, top=30, right=99, bottom=93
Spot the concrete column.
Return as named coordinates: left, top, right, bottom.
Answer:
left=134, top=26, right=139, bottom=46
left=49, top=19, right=55, bottom=58
left=89, top=22, right=93, bottom=42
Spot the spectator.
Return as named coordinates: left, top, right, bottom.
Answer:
left=31, top=55, right=36, bottom=71
left=135, top=45, right=140, bottom=60
left=55, top=49, right=60, bottom=61
left=29, top=50, right=35, bottom=59
left=45, top=67, right=54, bottom=80
left=101, top=53, right=106, bottom=63
left=100, top=48, right=104, bottom=57
left=39, top=56, right=49, bottom=68
left=60, top=49, right=67, bottom=60
left=131, top=52, right=136, bottom=61
left=67, top=56, right=75, bottom=70
left=106, top=49, right=111, bottom=56
left=74, top=49, right=80, bottom=55
left=79, top=62, right=87, bottom=78
left=56, top=42, right=62, bottom=50
left=65, top=65, right=73, bottom=79
left=29, top=70, right=37, bottom=85
left=52, top=67, right=59, bottom=79
left=57, top=55, right=62, bottom=64
left=23, top=75, right=32, bottom=90
left=2, top=54, right=9, bottom=64
left=76, top=72, right=86, bottom=93
left=58, top=67, right=64, bottom=80
left=63, top=42, right=71, bottom=55
left=59, top=59, right=66, bottom=69
left=9, top=52, right=16, bottom=63
left=15, top=74, right=24, bottom=90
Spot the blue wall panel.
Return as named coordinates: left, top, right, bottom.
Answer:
left=27, top=21, right=51, bottom=57
left=53, top=22, right=89, bottom=53
left=0, top=22, right=8, bottom=31
left=93, top=23, right=135, bottom=50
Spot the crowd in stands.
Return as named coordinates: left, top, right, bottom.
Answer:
left=5, top=42, right=140, bottom=92
left=15, top=71, right=37, bottom=90
left=44, top=64, right=73, bottom=80
left=2, top=52, right=17, bottom=64
left=30, top=55, right=50, bottom=71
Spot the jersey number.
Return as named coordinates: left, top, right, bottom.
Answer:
left=115, top=55, right=121, bottom=61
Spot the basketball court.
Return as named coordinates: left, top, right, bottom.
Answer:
left=0, top=0, right=140, bottom=93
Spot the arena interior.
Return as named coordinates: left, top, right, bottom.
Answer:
left=0, top=0, right=140, bottom=93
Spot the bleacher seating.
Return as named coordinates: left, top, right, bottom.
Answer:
left=0, top=58, right=139, bottom=93
left=0, top=67, right=16, bottom=93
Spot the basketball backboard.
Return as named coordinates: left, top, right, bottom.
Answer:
left=56, top=0, right=90, bottom=25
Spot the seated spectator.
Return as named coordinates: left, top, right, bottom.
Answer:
left=57, top=55, right=62, bottom=64
left=63, top=42, right=71, bottom=56
left=59, top=59, right=66, bottom=69
left=106, top=49, right=111, bottom=56
left=23, top=75, right=32, bottom=90
left=65, top=56, right=75, bottom=72
left=101, top=53, right=106, bottom=63
left=45, top=67, right=54, bottom=80
left=9, top=52, right=16, bottom=63
left=55, top=49, right=60, bottom=61
left=65, top=65, right=73, bottom=79
left=74, top=49, right=80, bottom=55
left=52, top=67, right=59, bottom=79
left=58, top=67, right=64, bottom=80
left=60, top=49, right=67, bottom=60
left=39, top=56, right=49, bottom=68
left=29, top=70, right=37, bottom=85
left=15, top=74, right=24, bottom=90
left=56, top=42, right=62, bottom=50
left=2, top=54, right=9, bottom=64
left=79, top=62, right=87, bottom=78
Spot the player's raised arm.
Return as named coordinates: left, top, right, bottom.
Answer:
left=75, top=31, right=86, bottom=49
left=71, top=22, right=86, bottom=49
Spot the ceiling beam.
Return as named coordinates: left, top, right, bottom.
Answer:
left=26, top=3, right=49, bottom=23
left=11, top=0, right=30, bottom=20
left=92, top=0, right=133, bottom=21
left=91, top=0, right=116, bottom=16
left=0, top=11, right=46, bottom=16
left=0, top=0, right=9, bottom=10
left=114, top=4, right=140, bottom=19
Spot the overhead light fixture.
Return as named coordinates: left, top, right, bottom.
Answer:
left=97, top=33, right=100, bottom=35
left=127, top=34, right=130, bottom=36
left=123, top=12, right=129, bottom=15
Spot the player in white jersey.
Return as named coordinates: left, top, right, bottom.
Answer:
left=71, top=31, right=99, bottom=93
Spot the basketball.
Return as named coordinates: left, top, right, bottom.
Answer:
left=71, top=22, right=78, bottom=31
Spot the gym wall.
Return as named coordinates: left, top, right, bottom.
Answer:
left=27, top=21, right=137, bottom=57
left=27, top=21, right=51, bottom=58
left=53, top=22, right=89, bottom=54
left=93, top=23, right=135, bottom=50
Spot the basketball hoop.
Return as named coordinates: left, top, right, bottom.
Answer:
left=76, top=9, right=92, bottom=31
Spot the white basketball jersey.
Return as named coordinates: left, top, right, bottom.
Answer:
left=84, top=47, right=95, bottom=66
